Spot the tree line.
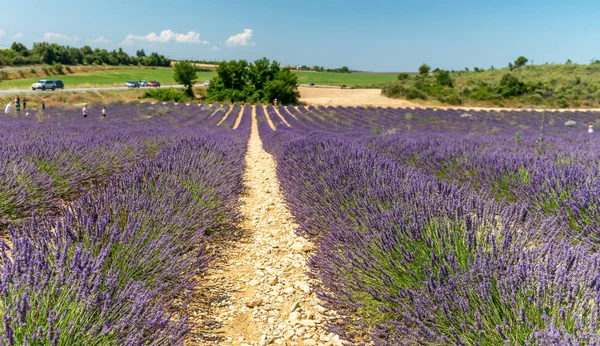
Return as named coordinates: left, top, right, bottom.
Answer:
left=0, top=42, right=171, bottom=67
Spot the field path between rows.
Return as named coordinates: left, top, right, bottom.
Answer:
left=186, top=108, right=342, bottom=346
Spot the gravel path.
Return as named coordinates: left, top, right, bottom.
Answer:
left=186, top=108, right=341, bottom=346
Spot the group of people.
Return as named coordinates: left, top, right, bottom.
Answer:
left=4, top=96, right=107, bottom=119
left=4, top=95, right=40, bottom=115
left=81, top=104, right=107, bottom=118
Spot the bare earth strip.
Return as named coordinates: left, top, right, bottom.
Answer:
left=299, top=87, right=417, bottom=107
left=187, top=108, right=341, bottom=346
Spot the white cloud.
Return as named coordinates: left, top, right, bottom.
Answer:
left=43, top=32, right=79, bottom=42
left=0, top=29, right=5, bottom=37
left=225, top=29, right=254, bottom=47
left=210, top=46, right=220, bottom=51
left=12, top=32, right=22, bottom=40
left=123, top=29, right=208, bottom=45
left=88, top=36, right=113, bottom=45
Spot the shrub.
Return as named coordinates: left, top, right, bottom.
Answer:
left=52, top=63, right=65, bottom=75
left=397, top=72, right=409, bottom=81
left=65, top=66, right=73, bottom=73
left=140, top=88, right=191, bottom=103
left=557, top=96, right=569, bottom=108
left=440, top=92, right=462, bottom=105
left=382, top=83, right=428, bottom=100
left=418, top=63, right=431, bottom=76
left=435, top=70, right=454, bottom=87
left=498, top=74, right=527, bottom=97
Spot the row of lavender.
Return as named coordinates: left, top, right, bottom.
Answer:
left=259, top=104, right=600, bottom=344
left=0, top=104, right=251, bottom=344
left=279, top=105, right=599, bottom=137
left=0, top=102, right=240, bottom=228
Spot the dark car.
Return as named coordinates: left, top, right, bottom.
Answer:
left=53, top=80, right=65, bottom=89
left=148, top=80, right=161, bottom=87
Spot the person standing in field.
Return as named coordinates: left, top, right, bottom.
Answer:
left=41, top=101, right=45, bottom=110
left=102, top=105, right=106, bottom=118
left=15, top=100, right=20, bottom=115
left=82, top=104, right=88, bottom=118
left=15, top=95, right=19, bottom=105
left=273, top=98, right=278, bottom=106
left=4, top=102, right=12, bottom=114
left=589, top=123, right=594, bottom=134
left=22, top=98, right=27, bottom=110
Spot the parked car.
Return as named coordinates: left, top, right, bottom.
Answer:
left=204, top=80, right=210, bottom=86
left=31, top=80, right=57, bottom=91
left=125, top=80, right=140, bottom=88
left=148, top=80, right=160, bottom=87
left=309, top=82, right=315, bottom=86
left=139, top=80, right=148, bottom=87
left=53, top=80, right=65, bottom=89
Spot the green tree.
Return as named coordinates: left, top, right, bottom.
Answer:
left=436, top=70, right=454, bottom=87
left=10, top=42, right=29, bottom=56
left=418, top=63, right=431, bottom=76
left=397, top=72, right=409, bottom=81
left=264, top=68, right=299, bottom=105
left=248, top=57, right=280, bottom=90
left=514, top=56, right=529, bottom=68
left=499, top=74, right=527, bottom=96
left=173, top=61, right=198, bottom=97
left=136, top=49, right=146, bottom=58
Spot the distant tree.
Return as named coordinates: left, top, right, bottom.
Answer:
left=10, top=42, right=29, bottom=56
left=136, top=49, right=146, bottom=58
left=499, top=74, right=526, bottom=97
left=397, top=72, right=409, bottom=81
left=418, top=63, right=431, bottom=76
left=508, top=62, right=514, bottom=71
left=464, top=67, right=470, bottom=72
left=566, top=59, right=572, bottom=65
left=490, top=66, right=495, bottom=70
left=264, top=68, right=300, bottom=105
left=436, top=70, right=454, bottom=87
left=173, top=61, right=197, bottom=97
left=514, top=56, right=529, bottom=68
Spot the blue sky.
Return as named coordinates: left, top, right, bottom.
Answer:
left=1, top=0, right=598, bottom=72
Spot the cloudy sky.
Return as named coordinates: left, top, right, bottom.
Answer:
left=1, top=0, right=599, bottom=71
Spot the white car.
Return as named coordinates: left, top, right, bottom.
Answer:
left=31, top=80, right=57, bottom=91
left=204, top=81, right=210, bottom=86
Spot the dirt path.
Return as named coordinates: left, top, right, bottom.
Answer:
left=187, top=108, right=340, bottom=346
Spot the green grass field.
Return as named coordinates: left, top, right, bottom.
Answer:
left=0, top=68, right=216, bottom=90
left=0, top=68, right=396, bottom=90
left=294, top=71, right=397, bottom=86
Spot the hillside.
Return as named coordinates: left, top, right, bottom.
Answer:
left=383, top=62, right=600, bottom=108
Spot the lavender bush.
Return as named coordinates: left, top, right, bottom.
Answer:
left=0, top=103, right=250, bottom=345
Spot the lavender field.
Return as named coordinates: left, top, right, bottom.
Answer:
left=259, top=105, right=600, bottom=345
left=1, top=103, right=599, bottom=345
left=0, top=103, right=250, bottom=344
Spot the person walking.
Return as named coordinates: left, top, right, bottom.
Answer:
left=4, top=102, right=12, bottom=114
left=101, top=105, right=106, bottom=118
left=82, top=104, right=88, bottom=118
